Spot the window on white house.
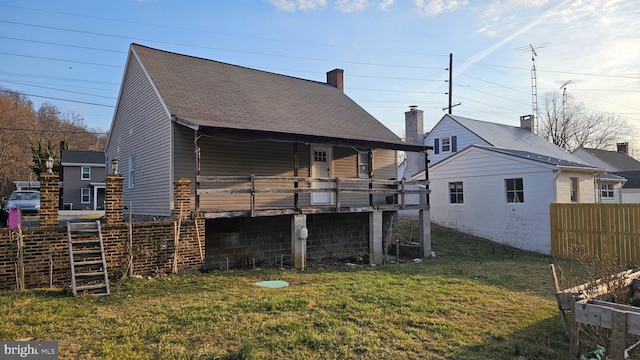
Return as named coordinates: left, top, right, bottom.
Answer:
left=449, top=182, right=463, bottom=204
left=601, top=184, right=614, bottom=199
left=570, top=177, right=579, bottom=202
left=81, top=188, right=90, bottom=203
left=358, top=151, right=370, bottom=178
left=128, top=156, right=135, bottom=188
left=441, top=136, right=451, bottom=152
left=505, top=178, right=524, bottom=203
left=81, top=166, right=90, bottom=180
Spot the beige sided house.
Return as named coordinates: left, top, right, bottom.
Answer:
left=106, top=44, right=431, bottom=270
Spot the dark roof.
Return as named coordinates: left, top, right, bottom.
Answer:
left=480, top=146, right=604, bottom=170
left=612, top=171, right=640, bottom=189
left=61, top=150, right=105, bottom=165
left=448, top=115, right=586, bottom=163
left=574, top=147, right=640, bottom=171
left=131, top=44, right=428, bottom=152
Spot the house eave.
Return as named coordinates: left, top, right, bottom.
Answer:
left=177, top=120, right=431, bottom=153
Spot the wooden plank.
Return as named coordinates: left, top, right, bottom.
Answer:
left=574, top=300, right=640, bottom=336
left=610, top=310, right=627, bottom=360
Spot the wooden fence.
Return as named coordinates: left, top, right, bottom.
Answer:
left=551, top=203, right=640, bottom=265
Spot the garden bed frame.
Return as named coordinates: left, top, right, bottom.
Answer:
left=551, top=264, right=640, bottom=359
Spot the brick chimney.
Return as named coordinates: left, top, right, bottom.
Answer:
left=520, top=115, right=534, bottom=131
left=327, top=69, right=344, bottom=92
left=404, top=105, right=425, bottom=177
left=617, top=142, right=629, bottom=154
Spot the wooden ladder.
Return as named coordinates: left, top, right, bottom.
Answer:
left=67, top=221, right=110, bottom=296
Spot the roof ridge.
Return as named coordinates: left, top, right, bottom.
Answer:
left=130, top=43, right=331, bottom=88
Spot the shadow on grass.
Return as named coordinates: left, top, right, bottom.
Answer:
left=449, top=316, right=569, bottom=360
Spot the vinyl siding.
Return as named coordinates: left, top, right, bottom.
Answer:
left=425, top=118, right=489, bottom=166
left=107, top=53, right=172, bottom=217
left=173, top=123, right=197, bottom=209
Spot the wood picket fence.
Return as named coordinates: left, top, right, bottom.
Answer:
left=550, top=203, right=640, bottom=265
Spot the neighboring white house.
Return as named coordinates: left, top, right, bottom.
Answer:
left=425, top=145, right=605, bottom=254
left=401, top=111, right=616, bottom=254
left=573, top=143, right=640, bottom=203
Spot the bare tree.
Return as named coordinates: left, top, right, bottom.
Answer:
left=539, top=91, right=635, bottom=151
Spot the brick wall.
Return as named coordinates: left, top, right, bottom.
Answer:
left=0, top=219, right=205, bottom=291
left=39, top=173, right=59, bottom=226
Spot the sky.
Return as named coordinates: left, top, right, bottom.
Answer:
left=1, top=0, right=639, bottom=148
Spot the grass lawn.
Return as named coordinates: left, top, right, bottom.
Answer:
left=0, top=219, right=575, bottom=359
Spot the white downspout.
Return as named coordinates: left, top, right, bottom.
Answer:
left=552, top=168, right=562, bottom=203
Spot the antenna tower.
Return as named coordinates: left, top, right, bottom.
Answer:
left=515, top=43, right=547, bottom=134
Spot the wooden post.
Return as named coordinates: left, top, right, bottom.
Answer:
left=610, top=310, right=627, bottom=360
left=335, top=178, right=341, bottom=213
left=250, top=175, right=256, bottom=217
left=293, top=143, right=299, bottom=210
left=569, top=298, right=580, bottom=359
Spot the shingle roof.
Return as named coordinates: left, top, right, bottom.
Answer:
left=574, top=147, right=640, bottom=171
left=61, top=150, right=104, bottom=165
left=612, top=171, right=640, bottom=189
left=449, top=115, right=586, bottom=163
left=131, top=44, right=413, bottom=148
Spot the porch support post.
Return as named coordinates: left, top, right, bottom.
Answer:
left=369, top=210, right=383, bottom=265
left=419, top=209, right=432, bottom=258
left=291, top=214, right=307, bottom=270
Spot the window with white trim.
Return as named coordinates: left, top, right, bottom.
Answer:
left=81, top=188, right=90, bottom=203
left=505, top=178, right=524, bottom=203
left=449, top=182, right=463, bottom=204
left=570, top=177, right=579, bottom=202
left=81, top=166, right=90, bottom=180
left=128, top=156, right=135, bottom=188
left=601, top=183, right=614, bottom=199
left=358, top=152, right=370, bottom=178
left=441, top=136, right=451, bottom=152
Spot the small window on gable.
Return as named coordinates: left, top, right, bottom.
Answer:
left=81, top=188, right=90, bottom=203
left=601, top=183, right=614, bottom=199
left=358, top=151, right=370, bottom=178
left=505, top=178, right=524, bottom=203
left=81, top=166, right=90, bottom=180
left=449, top=182, right=463, bottom=204
left=570, top=177, right=579, bottom=203
left=441, top=137, right=451, bottom=152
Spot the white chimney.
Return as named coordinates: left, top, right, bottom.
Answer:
left=520, top=115, right=534, bottom=131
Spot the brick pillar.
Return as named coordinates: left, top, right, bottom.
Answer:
left=173, top=178, right=191, bottom=220
left=105, top=174, right=124, bottom=224
left=39, top=172, right=59, bottom=226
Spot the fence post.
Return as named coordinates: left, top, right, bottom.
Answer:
left=105, top=174, right=124, bottom=224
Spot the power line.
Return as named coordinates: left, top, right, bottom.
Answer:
left=0, top=126, right=108, bottom=135
left=0, top=80, right=117, bottom=99
left=0, top=90, right=114, bottom=107
left=0, top=20, right=446, bottom=71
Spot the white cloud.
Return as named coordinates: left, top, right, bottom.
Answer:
left=268, top=0, right=327, bottom=12
left=414, top=0, right=468, bottom=17
left=335, top=0, right=370, bottom=12
left=378, top=0, right=394, bottom=10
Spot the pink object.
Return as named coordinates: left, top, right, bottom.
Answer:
left=7, top=208, right=22, bottom=228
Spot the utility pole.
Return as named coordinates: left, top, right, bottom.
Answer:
left=443, top=53, right=461, bottom=114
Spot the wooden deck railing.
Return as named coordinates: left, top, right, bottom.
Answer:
left=196, top=176, right=429, bottom=218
